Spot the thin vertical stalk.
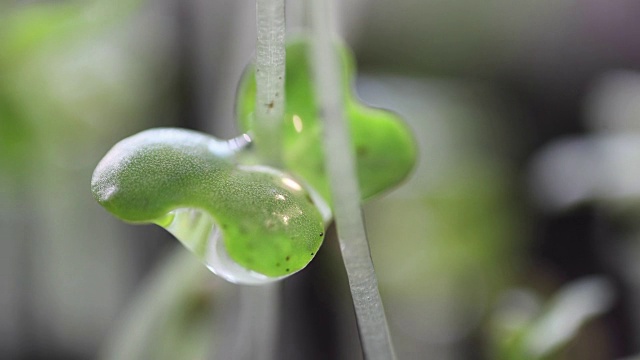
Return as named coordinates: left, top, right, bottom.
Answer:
left=254, top=0, right=286, bottom=166
left=233, top=285, right=280, bottom=360
left=230, top=1, right=287, bottom=360
left=308, top=0, right=397, bottom=359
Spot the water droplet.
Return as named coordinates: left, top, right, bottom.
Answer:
left=161, top=208, right=289, bottom=285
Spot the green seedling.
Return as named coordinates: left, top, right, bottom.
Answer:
left=92, top=39, right=417, bottom=285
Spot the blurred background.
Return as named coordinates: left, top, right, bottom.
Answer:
left=2, top=0, right=640, bottom=359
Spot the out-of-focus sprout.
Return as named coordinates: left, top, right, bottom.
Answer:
left=530, top=135, right=640, bottom=212
left=491, top=277, right=615, bottom=360
left=530, top=70, right=640, bottom=213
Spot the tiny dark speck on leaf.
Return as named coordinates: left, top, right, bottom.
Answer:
left=319, top=232, right=324, bottom=236
left=286, top=255, right=290, bottom=261
left=310, top=252, right=314, bottom=256
left=286, top=268, right=290, bottom=272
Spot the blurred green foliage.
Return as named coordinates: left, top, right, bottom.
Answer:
left=0, top=0, right=143, bottom=176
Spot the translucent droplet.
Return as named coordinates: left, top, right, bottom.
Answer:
left=158, top=208, right=289, bottom=285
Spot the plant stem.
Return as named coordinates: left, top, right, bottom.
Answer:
left=254, top=0, right=286, bottom=166
left=308, top=0, right=397, bottom=359
left=229, top=1, right=287, bottom=360
left=233, top=285, right=280, bottom=360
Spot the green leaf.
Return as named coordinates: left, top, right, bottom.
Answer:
left=236, top=38, right=418, bottom=203
left=91, top=128, right=326, bottom=280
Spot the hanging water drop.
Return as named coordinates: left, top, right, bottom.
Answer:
left=157, top=208, right=287, bottom=284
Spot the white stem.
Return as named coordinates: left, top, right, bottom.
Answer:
left=233, top=284, right=280, bottom=360
left=254, top=0, right=286, bottom=166
left=229, top=1, right=287, bottom=360
left=308, top=0, right=397, bottom=359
